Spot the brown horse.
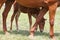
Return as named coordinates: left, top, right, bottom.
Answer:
left=15, top=0, right=60, bottom=39
left=10, top=2, right=46, bottom=32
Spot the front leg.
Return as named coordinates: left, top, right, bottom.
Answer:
left=28, top=13, right=32, bottom=30
left=48, top=2, right=57, bottom=39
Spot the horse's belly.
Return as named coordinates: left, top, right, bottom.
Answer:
left=16, top=0, right=43, bottom=8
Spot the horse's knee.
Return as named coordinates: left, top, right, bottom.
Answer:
left=50, top=19, right=54, bottom=26
left=2, top=13, right=6, bottom=18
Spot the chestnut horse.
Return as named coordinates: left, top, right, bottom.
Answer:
left=15, top=0, right=60, bottom=39
left=10, top=2, right=46, bottom=32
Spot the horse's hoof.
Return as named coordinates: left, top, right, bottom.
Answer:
left=5, top=32, right=10, bottom=35
left=28, top=35, right=34, bottom=39
left=17, top=30, right=19, bottom=32
left=40, top=30, right=43, bottom=33
left=51, top=36, right=56, bottom=40
left=40, top=29, right=43, bottom=33
left=10, top=30, right=13, bottom=32
left=28, top=35, right=35, bottom=40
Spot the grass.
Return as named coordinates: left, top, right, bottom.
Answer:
left=0, top=5, right=60, bottom=40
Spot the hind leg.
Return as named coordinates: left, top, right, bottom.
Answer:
left=10, top=11, right=17, bottom=32
left=2, top=0, right=14, bottom=34
left=10, top=4, right=18, bottom=31
left=15, top=10, right=20, bottom=32
left=28, top=13, right=32, bottom=30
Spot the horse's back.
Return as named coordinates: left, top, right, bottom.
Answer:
left=16, top=0, right=45, bottom=8
left=16, top=0, right=58, bottom=8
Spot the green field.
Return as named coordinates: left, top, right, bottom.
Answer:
left=0, top=5, right=60, bottom=40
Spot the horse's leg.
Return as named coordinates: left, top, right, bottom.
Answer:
left=10, top=11, right=17, bottom=32
left=28, top=13, right=32, bottom=30
left=10, top=2, right=21, bottom=32
left=29, top=7, right=48, bottom=37
left=10, top=4, right=19, bottom=31
left=15, top=9, right=20, bottom=32
left=48, top=3, right=57, bottom=39
left=2, top=0, right=14, bottom=34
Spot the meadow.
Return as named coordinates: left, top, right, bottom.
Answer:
left=0, top=5, right=60, bottom=40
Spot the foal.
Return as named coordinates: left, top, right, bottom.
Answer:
left=10, top=2, right=46, bottom=32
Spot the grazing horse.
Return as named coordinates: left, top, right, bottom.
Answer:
left=10, top=2, right=46, bottom=32
left=15, top=0, right=60, bottom=39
